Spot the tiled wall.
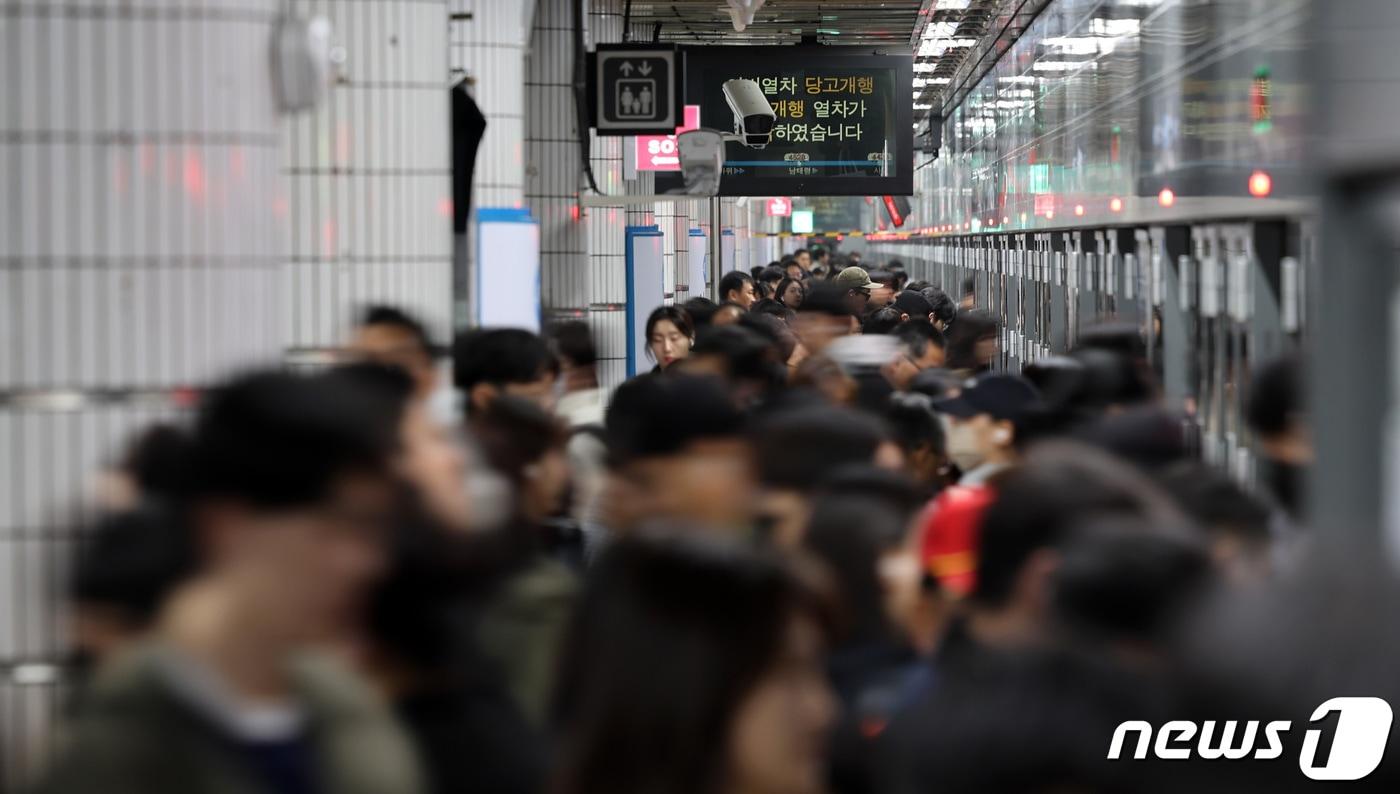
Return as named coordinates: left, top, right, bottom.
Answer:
left=583, top=0, right=657, bottom=392
left=451, top=0, right=532, bottom=326
left=0, top=1, right=286, bottom=786
left=285, top=0, right=453, bottom=350
left=527, top=0, right=586, bottom=316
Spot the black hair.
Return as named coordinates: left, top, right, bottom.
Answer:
left=809, top=245, right=827, bottom=260
left=682, top=297, right=719, bottom=328
left=738, top=312, right=798, bottom=367
left=798, top=281, right=854, bottom=318
left=1067, top=347, right=1153, bottom=409
left=886, top=641, right=1152, bottom=794
left=961, top=276, right=976, bottom=297
left=892, top=319, right=945, bottom=359
left=750, top=298, right=795, bottom=323
left=552, top=534, right=830, bottom=794
left=549, top=320, right=598, bottom=368
left=72, top=502, right=193, bottom=627
left=360, top=304, right=438, bottom=358
left=759, top=265, right=785, bottom=285
left=1246, top=354, right=1303, bottom=437
left=324, top=361, right=417, bottom=436
left=749, top=265, right=766, bottom=281
left=453, top=328, right=559, bottom=393
left=803, top=494, right=905, bottom=647
left=905, top=280, right=931, bottom=293
left=862, top=306, right=903, bottom=335
left=605, top=374, right=744, bottom=465
left=755, top=407, right=887, bottom=491
left=185, top=369, right=396, bottom=509
left=920, top=287, right=957, bottom=327
left=115, top=423, right=194, bottom=499
left=644, top=306, right=695, bottom=360
left=773, top=276, right=805, bottom=308
left=883, top=391, right=946, bottom=459
left=1077, top=322, right=1147, bottom=361
left=943, top=309, right=998, bottom=371
left=907, top=368, right=963, bottom=400
left=1052, top=515, right=1212, bottom=649
left=817, top=463, right=926, bottom=527
left=794, top=247, right=810, bottom=257
left=886, top=259, right=905, bottom=272
left=972, top=442, right=1181, bottom=608
left=1070, top=405, right=1188, bottom=471
left=691, top=324, right=784, bottom=389
left=1157, top=463, right=1272, bottom=547
left=719, top=270, right=754, bottom=303
left=474, top=395, right=569, bottom=490
left=712, top=301, right=747, bottom=321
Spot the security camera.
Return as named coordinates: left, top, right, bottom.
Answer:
left=673, top=130, right=725, bottom=196
left=722, top=79, right=776, bottom=149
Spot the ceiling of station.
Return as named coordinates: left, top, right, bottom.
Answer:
left=628, top=0, right=1009, bottom=122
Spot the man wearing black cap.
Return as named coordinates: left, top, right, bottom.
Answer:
left=892, top=290, right=934, bottom=324
left=935, top=373, right=1042, bottom=486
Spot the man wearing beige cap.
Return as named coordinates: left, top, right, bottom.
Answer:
left=834, top=265, right=876, bottom=316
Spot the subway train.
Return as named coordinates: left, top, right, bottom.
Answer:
left=870, top=0, right=1310, bottom=485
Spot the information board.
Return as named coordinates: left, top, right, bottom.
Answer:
left=625, top=226, right=667, bottom=377
left=658, top=47, right=913, bottom=197
left=475, top=208, right=540, bottom=331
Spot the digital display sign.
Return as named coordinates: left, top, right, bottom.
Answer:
left=656, top=47, right=913, bottom=197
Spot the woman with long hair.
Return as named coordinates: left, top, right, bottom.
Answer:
left=552, top=534, right=837, bottom=794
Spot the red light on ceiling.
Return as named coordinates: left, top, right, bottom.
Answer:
left=1074, top=204, right=1086, bottom=217
left=570, top=203, right=581, bottom=222
left=1249, top=170, right=1273, bottom=198
left=1158, top=188, right=1176, bottom=208
left=1109, top=197, right=1124, bottom=213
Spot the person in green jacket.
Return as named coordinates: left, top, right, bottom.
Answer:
left=39, top=371, right=422, bottom=794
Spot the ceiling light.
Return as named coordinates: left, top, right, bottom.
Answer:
left=921, top=21, right=958, bottom=39
left=914, top=62, right=939, bottom=73
left=918, top=39, right=947, bottom=57
left=937, top=0, right=972, bottom=9
left=1091, top=18, right=1141, bottom=36
left=1033, top=60, right=1093, bottom=72
left=1044, top=36, right=1106, bottom=55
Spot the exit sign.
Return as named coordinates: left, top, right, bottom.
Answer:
left=634, top=105, right=702, bottom=171
left=766, top=197, right=792, bottom=217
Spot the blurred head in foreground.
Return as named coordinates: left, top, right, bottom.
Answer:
left=553, top=533, right=836, bottom=794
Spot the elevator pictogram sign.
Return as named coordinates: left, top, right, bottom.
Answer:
left=595, top=46, right=678, bottom=134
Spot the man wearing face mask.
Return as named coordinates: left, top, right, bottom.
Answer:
left=916, top=374, right=1042, bottom=597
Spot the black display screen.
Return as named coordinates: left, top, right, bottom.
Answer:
left=656, top=47, right=914, bottom=197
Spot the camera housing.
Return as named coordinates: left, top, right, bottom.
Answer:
left=722, top=79, right=776, bottom=149
left=674, top=130, right=725, bottom=195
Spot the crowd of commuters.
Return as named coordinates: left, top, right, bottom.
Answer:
left=38, top=248, right=1400, bottom=794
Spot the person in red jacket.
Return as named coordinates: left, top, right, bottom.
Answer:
left=919, top=374, right=1042, bottom=597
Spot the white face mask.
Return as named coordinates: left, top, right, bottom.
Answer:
left=945, top=418, right=989, bottom=472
